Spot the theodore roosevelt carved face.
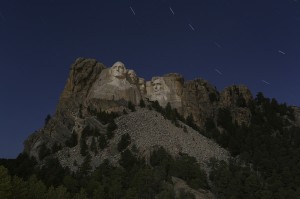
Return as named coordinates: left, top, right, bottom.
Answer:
left=152, top=77, right=163, bottom=94
left=138, top=78, right=146, bottom=95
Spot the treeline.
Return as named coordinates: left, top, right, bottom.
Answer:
left=0, top=147, right=208, bottom=199
left=87, top=107, right=119, bottom=125
left=205, top=92, right=300, bottom=199
left=147, top=100, right=187, bottom=128
left=2, top=92, right=299, bottom=199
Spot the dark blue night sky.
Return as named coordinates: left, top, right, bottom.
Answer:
left=0, top=0, right=299, bottom=158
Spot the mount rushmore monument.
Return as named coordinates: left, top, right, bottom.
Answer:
left=24, top=58, right=254, bottom=160
left=88, top=61, right=184, bottom=110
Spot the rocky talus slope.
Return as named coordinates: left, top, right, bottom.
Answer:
left=55, top=107, right=228, bottom=173
left=113, top=108, right=229, bottom=170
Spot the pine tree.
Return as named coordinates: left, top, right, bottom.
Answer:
left=90, top=137, right=97, bottom=154
left=27, top=175, right=47, bottom=199
left=45, top=114, right=51, bottom=125
left=92, top=184, right=105, bottom=199
left=98, top=134, right=108, bottom=149
left=186, top=113, right=198, bottom=130
left=118, top=133, right=131, bottom=152
left=47, top=185, right=70, bottom=199
left=80, top=153, right=92, bottom=175
left=65, top=131, right=78, bottom=148
left=107, top=120, right=117, bottom=139
left=0, top=166, right=12, bottom=199
left=80, top=136, right=88, bottom=156
left=11, top=176, right=28, bottom=199
left=73, top=188, right=88, bottom=199
left=139, top=99, right=146, bottom=108
left=165, top=102, right=172, bottom=119
left=128, top=101, right=136, bottom=112
left=38, top=143, right=51, bottom=160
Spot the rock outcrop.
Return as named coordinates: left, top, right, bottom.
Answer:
left=59, top=57, right=105, bottom=100
left=220, top=85, right=253, bottom=126
left=24, top=58, right=254, bottom=159
left=292, top=106, right=300, bottom=127
left=24, top=58, right=106, bottom=156
left=182, top=79, right=219, bottom=127
left=22, top=57, right=300, bottom=199
left=219, top=85, right=253, bottom=108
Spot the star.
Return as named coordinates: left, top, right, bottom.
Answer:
left=188, top=24, right=195, bottom=31
left=169, top=7, right=175, bottom=15
left=278, top=50, right=286, bottom=55
left=214, top=42, right=222, bottom=48
left=214, top=69, right=223, bottom=75
left=262, top=80, right=271, bottom=85
left=129, top=6, right=136, bottom=16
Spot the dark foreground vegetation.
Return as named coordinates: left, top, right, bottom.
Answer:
left=144, top=93, right=300, bottom=199
left=0, top=146, right=207, bottom=199
left=206, top=93, right=300, bottom=199
left=1, top=92, right=300, bottom=199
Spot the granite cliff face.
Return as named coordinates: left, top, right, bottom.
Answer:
left=20, top=57, right=300, bottom=199
left=24, top=58, right=105, bottom=157
left=24, top=58, right=254, bottom=160
left=219, top=85, right=253, bottom=126
left=23, top=57, right=300, bottom=199
left=182, top=79, right=219, bottom=127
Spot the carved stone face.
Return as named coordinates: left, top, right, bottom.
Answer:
left=149, top=77, right=169, bottom=106
left=111, top=61, right=126, bottom=79
left=138, top=78, right=146, bottom=94
left=128, top=70, right=138, bottom=83
left=152, top=78, right=163, bottom=94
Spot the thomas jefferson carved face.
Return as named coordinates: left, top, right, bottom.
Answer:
left=111, top=61, right=126, bottom=79
left=128, top=70, right=138, bottom=83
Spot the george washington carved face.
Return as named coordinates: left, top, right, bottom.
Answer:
left=111, top=61, right=126, bottom=79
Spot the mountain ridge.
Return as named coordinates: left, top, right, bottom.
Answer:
left=10, top=57, right=299, bottom=199
left=24, top=57, right=257, bottom=161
